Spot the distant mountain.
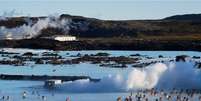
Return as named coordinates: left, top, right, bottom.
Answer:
left=164, top=14, right=201, bottom=21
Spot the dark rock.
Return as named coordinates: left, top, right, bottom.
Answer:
left=175, top=55, right=189, bottom=62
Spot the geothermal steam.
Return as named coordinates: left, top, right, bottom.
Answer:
left=126, top=63, right=167, bottom=90
left=58, top=62, right=201, bottom=93
left=0, top=16, right=71, bottom=39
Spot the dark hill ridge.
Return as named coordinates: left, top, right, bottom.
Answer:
left=1, top=14, right=201, bottom=51
left=66, top=14, right=201, bottom=38
left=164, top=14, right=201, bottom=21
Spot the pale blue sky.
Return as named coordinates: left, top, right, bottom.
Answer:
left=0, top=0, right=201, bottom=20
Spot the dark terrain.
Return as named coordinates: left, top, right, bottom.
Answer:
left=0, top=74, right=100, bottom=82
left=1, top=14, right=201, bottom=51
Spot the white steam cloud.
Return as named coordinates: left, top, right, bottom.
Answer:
left=0, top=16, right=71, bottom=39
left=56, top=61, right=201, bottom=93
left=127, top=63, right=167, bottom=90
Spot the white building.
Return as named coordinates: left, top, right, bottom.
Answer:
left=54, top=35, right=76, bottom=41
left=42, top=35, right=77, bottom=42
left=44, top=79, right=62, bottom=88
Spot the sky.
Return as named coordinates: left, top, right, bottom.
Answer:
left=0, top=0, right=201, bottom=20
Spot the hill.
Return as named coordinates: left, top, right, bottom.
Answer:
left=0, top=14, right=201, bottom=38
left=1, top=14, right=201, bottom=51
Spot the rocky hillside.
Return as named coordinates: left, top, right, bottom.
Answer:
left=42, top=14, right=201, bottom=38
left=0, top=14, right=201, bottom=38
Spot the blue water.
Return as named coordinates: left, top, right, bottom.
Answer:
left=0, top=63, right=132, bottom=78
left=0, top=50, right=200, bottom=78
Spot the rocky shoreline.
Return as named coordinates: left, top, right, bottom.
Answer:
left=0, top=38, right=201, bottom=51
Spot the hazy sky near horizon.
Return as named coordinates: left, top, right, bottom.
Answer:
left=0, top=0, right=201, bottom=20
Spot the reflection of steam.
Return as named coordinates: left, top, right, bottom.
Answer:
left=57, top=62, right=201, bottom=93
left=58, top=75, right=125, bottom=93
left=0, top=16, right=71, bottom=40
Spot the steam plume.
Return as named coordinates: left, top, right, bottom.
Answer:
left=0, top=16, right=71, bottom=39
left=56, top=61, right=201, bottom=93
